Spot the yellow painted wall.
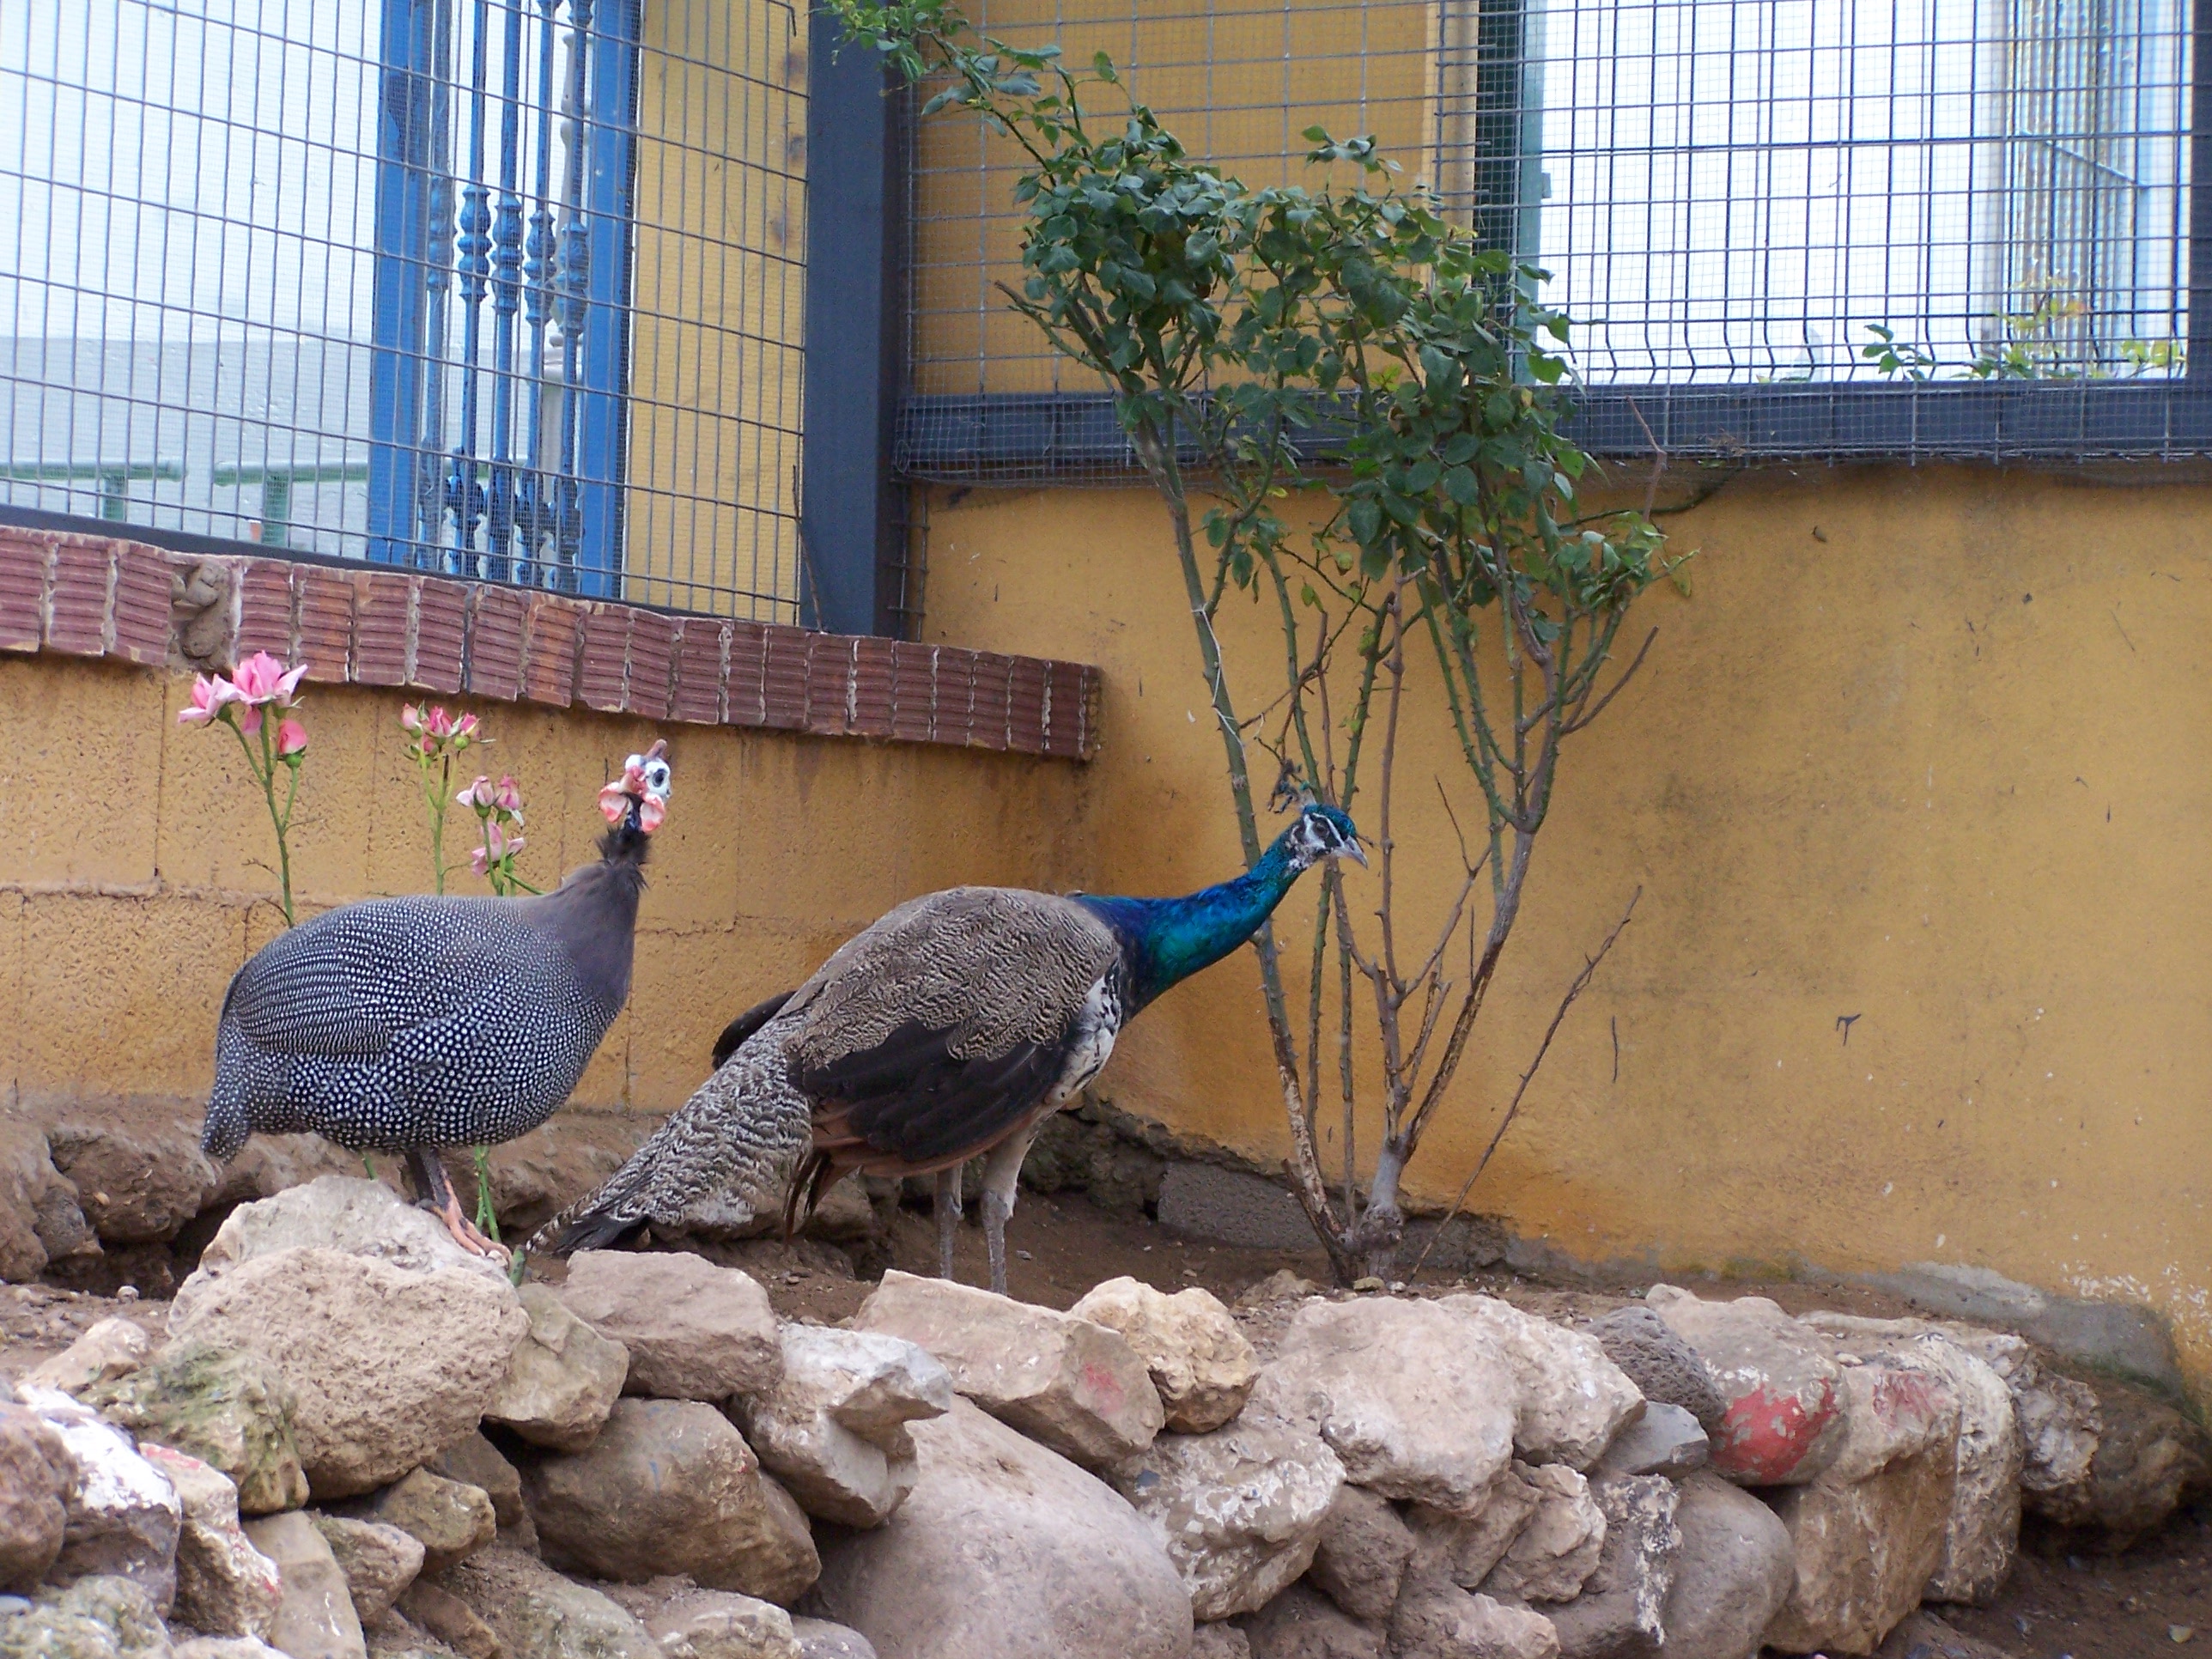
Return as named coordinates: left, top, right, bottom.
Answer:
left=915, top=460, right=2212, bottom=1395
left=0, top=658, right=1091, bottom=1128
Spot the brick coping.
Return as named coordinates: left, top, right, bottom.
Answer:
left=0, top=526, right=1097, bottom=760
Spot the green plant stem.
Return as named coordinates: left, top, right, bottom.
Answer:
left=472, top=1146, right=500, bottom=1243
left=231, top=717, right=296, bottom=927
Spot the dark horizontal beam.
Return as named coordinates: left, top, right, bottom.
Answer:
left=895, top=382, right=2212, bottom=483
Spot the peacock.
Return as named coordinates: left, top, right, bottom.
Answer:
left=199, top=742, right=675, bottom=1257
left=531, top=802, right=1364, bottom=1292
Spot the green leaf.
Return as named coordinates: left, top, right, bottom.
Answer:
left=1093, top=50, right=1118, bottom=82
left=1349, top=498, right=1382, bottom=544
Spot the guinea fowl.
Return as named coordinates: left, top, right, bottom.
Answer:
left=199, top=742, right=675, bottom=1257
left=532, top=802, right=1364, bottom=1292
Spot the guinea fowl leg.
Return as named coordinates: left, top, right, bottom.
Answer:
left=979, top=1122, right=1042, bottom=1297
left=406, top=1146, right=509, bottom=1262
left=934, top=1166, right=963, bottom=1281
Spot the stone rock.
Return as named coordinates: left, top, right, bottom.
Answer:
left=1541, top=1475, right=1680, bottom=1659
left=1936, top=1329, right=2098, bottom=1504
left=25, top=1319, right=150, bottom=1395
left=1578, top=1307, right=1726, bottom=1433
left=82, top=1344, right=309, bottom=1516
left=167, top=1248, right=529, bottom=1499
left=1106, top=1402, right=1344, bottom=1620
left=1245, top=1297, right=1516, bottom=1517
left=393, top=1583, right=499, bottom=1659
left=192, top=1179, right=506, bottom=1287
left=521, top=1398, right=817, bottom=1604
left=174, top=1641, right=287, bottom=1659
left=1435, top=1297, right=1644, bottom=1471
left=1406, top=1487, right=1533, bottom=1604
left=47, top=1115, right=219, bottom=1246
left=787, top=1619, right=876, bottom=1659
left=0, top=1576, right=172, bottom=1659
left=1657, top=1473, right=1795, bottom=1659
left=1762, top=1358, right=1962, bottom=1656
left=854, top=1273, right=1162, bottom=1469
left=557, top=1253, right=781, bottom=1402
left=137, top=1447, right=280, bottom=1641
left=422, top=1436, right=532, bottom=1557
left=728, top=1326, right=950, bottom=1528
left=1476, top=1465, right=1604, bottom=1606
left=483, top=1286, right=627, bottom=1453
left=1643, top=1287, right=1845, bottom=1485
left=1593, top=1403, right=1707, bottom=1480
left=1389, top=1572, right=1561, bottom=1659
left=0, top=1124, right=77, bottom=1284
left=809, top=1397, right=1191, bottom=1659
left=361, top=1472, right=494, bottom=1577
left=240, top=1511, right=368, bottom=1659
left=1305, top=1486, right=1415, bottom=1625
left=1068, top=1279, right=1260, bottom=1434
left=0, top=1403, right=70, bottom=1591
left=638, top=1588, right=799, bottom=1659
left=1802, top=1316, right=2022, bottom=1605
left=439, top=1546, right=657, bottom=1659
left=22, top=1386, right=183, bottom=1610
left=1238, top=1583, right=1384, bottom=1659
left=307, top=1519, right=421, bottom=1627
left=2027, top=1373, right=2210, bottom=1542
left=1870, top=1609, right=2023, bottom=1659
left=1190, top=1626, right=1251, bottom=1659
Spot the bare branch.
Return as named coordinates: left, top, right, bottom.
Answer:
left=1562, top=626, right=1659, bottom=737
left=1408, top=886, right=1644, bottom=1279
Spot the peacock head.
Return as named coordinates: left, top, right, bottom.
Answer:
left=598, top=739, right=672, bottom=836
left=1285, top=802, right=1367, bottom=872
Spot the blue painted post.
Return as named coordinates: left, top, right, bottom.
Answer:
left=800, top=8, right=907, bottom=635
left=367, top=0, right=438, bottom=565
left=575, top=0, right=640, bottom=599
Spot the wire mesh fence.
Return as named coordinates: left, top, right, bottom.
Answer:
left=897, top=0, right=2210, bottom=477
left=1, top=0, right=807, bottom=620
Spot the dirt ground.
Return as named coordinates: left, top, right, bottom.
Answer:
left=3, top=1186, right=2204, bottom=1658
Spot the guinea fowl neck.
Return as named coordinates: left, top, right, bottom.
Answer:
left=1075, top=829, right=1307, bottom=1012
left=526, top=845, right=647, bottom=1009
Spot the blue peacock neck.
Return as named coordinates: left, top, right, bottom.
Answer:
left=1073, top=828, right=1308, bottom=1013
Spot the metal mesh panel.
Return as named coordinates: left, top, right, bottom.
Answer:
left=1, top=0, right=806, bottom=620
left=898, top=0, right=2208, bottom=477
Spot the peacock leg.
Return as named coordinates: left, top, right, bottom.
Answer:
left=978, top=1123, right=1041, bottom=1297
left=407, top=1146, right=509, bottom=1262
left=934, top=1166, right=963, bottom=1282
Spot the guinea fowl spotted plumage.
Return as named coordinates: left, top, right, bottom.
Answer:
left=199, top=742, right=676, bottom=1257
left=532, top=802, right=1365, bottom=1291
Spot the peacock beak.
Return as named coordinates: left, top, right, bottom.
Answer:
left=1344, top=840, right=1370, bottom=869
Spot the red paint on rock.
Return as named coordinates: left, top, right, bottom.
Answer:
left=1079, top=1363, right=1126, bottom=1412
left=1711, top=1377, right=1840, bottom=1484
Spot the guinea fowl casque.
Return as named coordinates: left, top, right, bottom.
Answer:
left=199, top=742, right=675, bottom=1257
left=532, top=802, right=1365, bottom=1292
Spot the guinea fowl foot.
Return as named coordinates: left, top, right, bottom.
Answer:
left=436, top=1187, right=511, bottom=1262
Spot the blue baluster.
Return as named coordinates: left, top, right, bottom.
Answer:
left=552, top=0, right=596, bottom=588
left=450, top=0, right=495, bottom=565
left=518, top=0, right=561, bottom=587
left=487, top=0, right=528, bottom=583
left=367, top=0, right=435, bottom=568
left=420, top=0, right=459, bottom=568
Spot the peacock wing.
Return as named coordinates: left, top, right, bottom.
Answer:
left=222, top=896, right=532, bottom=1059
left=783, top=887, right=1121, bottom=1168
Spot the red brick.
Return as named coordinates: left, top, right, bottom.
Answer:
left=1006, top=656, right=1049, bottom=756
left=520, top=595, right=584, bottom=707
left=295, top=567, right=355, bottom=683
left=671, top=618, right=727, bottom=724
left=761, top=625, right=809, bottom=731
left=888, top=641, right=939, bottom=744
left=804, top=635, right=854, bottom=737
left=234, top=560, right=295, bottom=663
left=46, top=539, right=112, bottom=656
left=577, top=606, right=631, bottom=713
left=465, top=585, right=528, bottom=702
left=966, top=652, right=1012, bottom=751
left=848, top=636, right=897, bottom=739
left=353, top=571, right=413, bottom=686
left=1042, top=659, right=1093, bottom=759
left=0, top=532, right=50, bottom=653
left=725, top=620, right=769, bottom=726
left=410, top=575, right=469, bottom=694
left=933, top=647, right=976, bottom=748
left=624, top=610, right=678, bottom=720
